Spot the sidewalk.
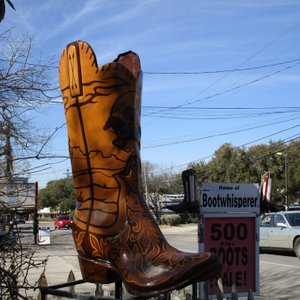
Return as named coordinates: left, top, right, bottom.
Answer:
left=160, top=224, right=198, bottom=234
left=26, top=224, right=198, bottom=298
left=23, top=223, right=300, bottom=299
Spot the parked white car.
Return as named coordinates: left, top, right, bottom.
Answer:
left=260, top=211, right=300, bottom=258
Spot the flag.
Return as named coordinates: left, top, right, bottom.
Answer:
left=260, top=171, right=272, bottom=202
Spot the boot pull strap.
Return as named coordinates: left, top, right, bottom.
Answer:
left=114, top=51, right=141, bottom=79
left=66, top=43, right=83, bottom=97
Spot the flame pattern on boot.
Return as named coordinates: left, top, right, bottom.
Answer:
left=59, top=41, right=222, bottom=297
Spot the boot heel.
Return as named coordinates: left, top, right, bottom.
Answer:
left=78, top=256, right=119, bottom=284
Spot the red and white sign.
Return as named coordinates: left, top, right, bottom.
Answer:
left=199, top=182, right=259, bottom=297
left=204, top=216, right=256, bottom=294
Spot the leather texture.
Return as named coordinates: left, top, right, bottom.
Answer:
left=59, top=41, right=222, bottom=297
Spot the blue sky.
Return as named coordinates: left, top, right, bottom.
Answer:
left=2, top=0, right=300, bottom=188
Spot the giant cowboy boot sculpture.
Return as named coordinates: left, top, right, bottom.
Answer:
left=59, top=41, right=222, bottom=297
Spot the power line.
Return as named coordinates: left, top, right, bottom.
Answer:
left=144, top=60, right=300, bottom=116
left=144, top=58, right=300, bottom=75
left=143, top=106, right=300, bottom=120
left=153, top=133, right=300, bottom=176
left=143, top=106, right=300, bottom=110
left=143, top=117, right=300, bottom=149
left=1, top=56, right=300, bottom=76
left=144, top=18, right=300, bottom=124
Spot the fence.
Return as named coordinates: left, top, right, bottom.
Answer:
left=36, top=270, right=255, bottom=300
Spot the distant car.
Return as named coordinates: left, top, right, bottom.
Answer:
left=288, top=205, right=300, bottom=211
left=15, top=216, right=26, bottom=224
left=54, top=215, right=73, bottom=230
left=0, top=226, right=16, bottom=250
left=260, top=211, right=300, bottom=258
left=9, top=216, right=26, bottom=225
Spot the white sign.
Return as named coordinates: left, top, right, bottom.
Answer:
left=0, top=183, right=36, bottom=208
left=200, top=182, right=260, bottom=213
left=38, top=227, right=51, bottom=245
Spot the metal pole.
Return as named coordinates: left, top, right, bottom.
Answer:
left=276, top=152, right=288, bottom=208
left=192, top=282, right=198, bottom=300
left=285, top=154, right=288, bottom=208
left=40, top=287, right=46, bottom=300
left=34, top=181, right=39, bottom=245
left=115, top=279, right=122, bottom=299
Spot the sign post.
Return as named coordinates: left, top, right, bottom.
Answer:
left=199, top=183, right=260, bottom=298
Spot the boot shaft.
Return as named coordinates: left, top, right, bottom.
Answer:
left=59, top=41, right=143, bottom=236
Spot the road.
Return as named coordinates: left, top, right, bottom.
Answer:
left=259, top=252, right=300, bottom=299
left=19, top=222, right=300, bottom=299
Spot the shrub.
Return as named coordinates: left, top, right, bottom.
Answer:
left=160, top=214, right=181, bottom=226
left=180, top=213, right=198, bottom=224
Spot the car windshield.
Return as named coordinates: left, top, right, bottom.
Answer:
left=285, top=213, right=300, bottom=227
left=58, top=216, right=69, bottom=220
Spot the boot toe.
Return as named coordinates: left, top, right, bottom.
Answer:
left=122, top=252, right=222, bottom=297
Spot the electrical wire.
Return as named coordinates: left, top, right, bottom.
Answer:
left=143, top=116, right=300, bottom=149
left=143, top=59, right=300, bottom=117
left=142, top=106, right=300, bottom=120
left=144, top=58, right=300, bottom=75
left=152, top=134, right=300, bottom=176
left=2, top=56, right=300, bottom=75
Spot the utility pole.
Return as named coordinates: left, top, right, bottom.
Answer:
left=277, top=152, right=288, bottom=208
left=284, top=153, right=288, bottom=208
left=63, top=169, right=70, bottom=179
left=143, top=168, right=149, bottom=205
left=2, top=107, right=13, bottom=183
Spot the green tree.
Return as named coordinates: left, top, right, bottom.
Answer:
left=39, top=178, right=76, bottom=212
left=189, top=140, right=300, bottom=205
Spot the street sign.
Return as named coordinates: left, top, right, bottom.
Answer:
left=200, top=182, right=259, bottom=213
left=199, top=182, right=260, bottom=298
left=0, top=182, right=36, bottom=208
